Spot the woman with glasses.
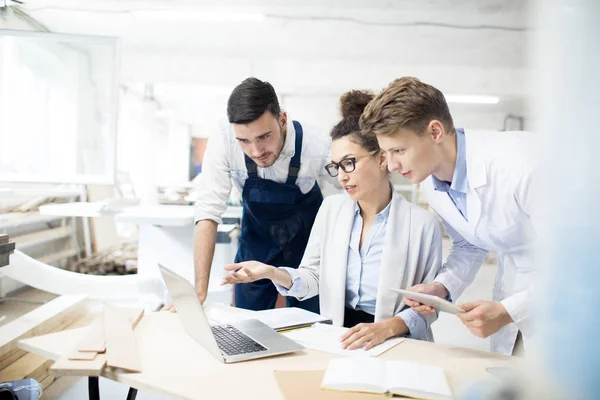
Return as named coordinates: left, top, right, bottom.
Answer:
left=221, top=91, right=442, bottom=350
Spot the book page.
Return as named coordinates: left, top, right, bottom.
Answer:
left=322, top=357, right=386, bottom=394
left=384, top=361, right=453, bottom=400
left=283, top=323, right=405, bottom=357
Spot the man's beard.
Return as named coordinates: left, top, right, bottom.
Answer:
left=257, top=125, right=285, bottom=167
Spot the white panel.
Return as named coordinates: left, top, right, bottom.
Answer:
left=1, top=250, right=160, bottom=302
left=0, top=30, right=119, bottom=184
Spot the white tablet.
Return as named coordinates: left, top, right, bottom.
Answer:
left=391, top=288, right=464, bottom=314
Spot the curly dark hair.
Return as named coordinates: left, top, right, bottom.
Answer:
left=330, top=90, right=379, bottom=152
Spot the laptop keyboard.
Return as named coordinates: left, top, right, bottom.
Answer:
left=211, top=324, right=267, bottom=356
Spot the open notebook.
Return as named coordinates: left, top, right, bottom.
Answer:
left=322, top=358, right=453, bottom=400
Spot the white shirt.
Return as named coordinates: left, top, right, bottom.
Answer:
left=194, top=117, right=333, bottom=224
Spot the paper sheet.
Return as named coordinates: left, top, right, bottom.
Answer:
left=252, top=307, right=331, bottom=330
left=204, top=305, right=330, bottom=330
left=282, top=323, right=405, bottom=357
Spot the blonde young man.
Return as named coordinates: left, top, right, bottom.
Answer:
left=359, top=77, right=536, bottom=355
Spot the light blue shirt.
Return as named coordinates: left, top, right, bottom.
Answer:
left=274, top=200, right=427, bottom=339
left=431, top=128, right=469, bottom=220
left=345, top=201, right=389, bottom=314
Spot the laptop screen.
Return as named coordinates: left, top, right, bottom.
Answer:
left=158, top=264, right=224, bottom=362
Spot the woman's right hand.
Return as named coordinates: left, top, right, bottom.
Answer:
left=221, top=261, right=274, bottom=285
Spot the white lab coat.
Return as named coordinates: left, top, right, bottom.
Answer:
left=292, top=189, right=443, bottom=341
left=421, top=130, right=538, bottom=354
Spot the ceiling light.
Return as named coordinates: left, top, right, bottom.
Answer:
left=444, top=95, right=500, bottom=104
left=134, top=10, right=266, bottom=22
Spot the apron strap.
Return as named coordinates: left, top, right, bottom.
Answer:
left=286, top=121, right=303, bottom=185
left=244, top=154, right=258, bottom=176
left=244, top=120, right=303, bottom=182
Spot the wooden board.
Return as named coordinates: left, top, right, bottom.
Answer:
left=18, top=327, right=88, bottom=362
left=29, top=361, right=51, bottom=383
left=0, top=295, right=85, bottom=385
left=17, top=326, right=100, bottom=376
left=103, top=304, right=142, bottom=372
left=76, top=318, right=106, bottom=353
left=68, top=351, right=97, bottom=361
left=0, top=234, right=9, bottom=266
left=51, top=353, right=108, bottom=376
left=0, top=295, right=88, bottom=361
left=0, top=352, right=51, bottom=382
left=127, top=308, right=144, bottom=329
left=47, top=307, right=144, bottom=375
left=0, top=349, right=26, bottom=371
left=39, top=373, right=57, bottom=390
left=77, top=307, right=143, bottom=353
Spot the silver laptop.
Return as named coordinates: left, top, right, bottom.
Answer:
left=158, top=264, right=304, bottom=363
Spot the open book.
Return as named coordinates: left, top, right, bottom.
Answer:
left=322, top=358, right=453, bottom=400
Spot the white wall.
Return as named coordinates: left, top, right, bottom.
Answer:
left=3, top=1, right=531, bottom=198
left=122, top=53, right=528, bottom=134
left=281, top=94, right=341, bottom=133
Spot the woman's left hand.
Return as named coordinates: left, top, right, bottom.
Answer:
left=340, top=321, right=395, bottom=351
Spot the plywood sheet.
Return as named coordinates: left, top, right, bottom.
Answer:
left=44, top=306, right=144, bottom=376
left=76, top=318, right=106, bottom=353
left=103, top=304, right=142, bottom=372
left=0, top=295, right=88, bottom=360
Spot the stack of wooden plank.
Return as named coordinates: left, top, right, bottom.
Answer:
left=0, top=295, right=89, bottom=390
left=54, top=304, right=144, bottom=375
left=0, top=295, right=145, bottom=390
left=0, top=234, right=15, bottom=268
left=70, top=243, right=138, bottom=275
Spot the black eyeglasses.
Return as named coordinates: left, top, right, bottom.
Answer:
left=324, top=150, right=379, bottom=177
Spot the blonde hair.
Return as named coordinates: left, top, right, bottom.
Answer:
left=360, top=77, right=454, bottom=137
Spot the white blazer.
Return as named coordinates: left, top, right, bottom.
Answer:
left=292, top=189, right=443, bottom=342
left=421, top=130, right=538, bottom=354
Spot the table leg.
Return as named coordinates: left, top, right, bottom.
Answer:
left=88, top=377, right=100, bottom=400
left=126, top=387, right=138, bottom=400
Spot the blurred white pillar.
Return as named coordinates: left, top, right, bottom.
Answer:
left=118, top=89, right=160, bottom=205
left=534, top=0, right=600, bottom=398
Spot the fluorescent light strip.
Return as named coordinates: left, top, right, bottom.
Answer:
left=134, top=10, right=266, bottom=22
left=445, top=95, right=500, bottom=104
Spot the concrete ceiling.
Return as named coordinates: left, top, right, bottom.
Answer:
left=20, top=0, right=528, bottom=67
left=11, top=0, right=531, bottom=127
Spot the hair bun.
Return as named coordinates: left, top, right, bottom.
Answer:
left=340, top=90, right=374, bottom=119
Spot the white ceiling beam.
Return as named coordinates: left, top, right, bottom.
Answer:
left=120, top=53, right=527, bottom=98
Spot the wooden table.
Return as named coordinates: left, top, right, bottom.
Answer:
left=18, top=311, right=517, bottom=400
